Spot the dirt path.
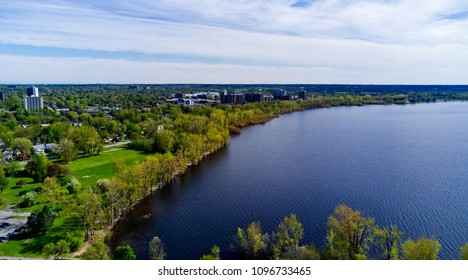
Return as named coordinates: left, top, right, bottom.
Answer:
left=70, top=230, right=107, bottom=258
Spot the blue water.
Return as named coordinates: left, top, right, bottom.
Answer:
left=111, top=102, right=468, bottom=259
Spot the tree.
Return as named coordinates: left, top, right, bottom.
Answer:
left=4, top=161, right=21, bottom=177
left=201, top=245, right=221, bottom=260
left=67, top=126, right=102, bottom=157
left=374, top=225, right=403, bottom=260
left=114, top=245, right=136, bottom=260
left=58, top=138, right=77, bottom=163
left=13, top=137, right=33, bottom=156
left=280, top=245, right=320, bottom=260
left=26, top=153, right=48, bottom=182
left=77, top=188, right=102, bottom=240
left=81, top=237, right=110, bottom=260
left=43, top=239, right=70, bottom=260
left=237, top=221, right=269, bottom=259
left=461, top=244, right=468, bottom=260
left=402, top=237, right=441, bottom=260
left=26, top=205, right=55, bottom=235
left=44, top=122, right=71, bottom=143
left=42, top=177, right=67, bottom=217
left=154, top=129, right=175, bottom=153
left=19, top=191, right=36, bottom=208
left=0, top=165, right=8, bottom=194
left=276, top=214, right=304, bottom=251
left=325, top=204, right=375, bottom=260
left=149, top=236, right=166, bottom=260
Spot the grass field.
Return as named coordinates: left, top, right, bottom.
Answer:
left=0, top=148, right=148, bottom=257
left=68, top=149, right=149, bottom=188
left=0, top=177, right=43, bottom=211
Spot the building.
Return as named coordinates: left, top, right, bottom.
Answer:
left=2, top=149, right=14, bottom=162
left=26, top=86, right=39, bottom=97
left=273, top=89, right=287, bottom=100
left=221, top=90, right=244, bottom=104
left=298, top=90, right=307, bottom=100
left=23, top=86, right=43, bottom=111
left=166, top=98, right=194, bottom=106
left=245, top=93, right=273, bottom=103
left=32, top=143, right=58, bottom=154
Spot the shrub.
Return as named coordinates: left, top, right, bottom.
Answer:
left=58, top=232, right=83, bottom=252
left=60, top=176, right=80, bottom=194
left=114, top=245, right=136, bottom=260
left=47, top=163, right=70, bottom=178
left=19, top=191, right=36, bottom=208
left=17, top=190, right=28, bottom=197
left=5, top=162, right=22, bottom=177
left=16, top=179, right=27, bottom=186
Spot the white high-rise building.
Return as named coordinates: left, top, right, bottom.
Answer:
left=24, top=86, right=43, bottom=110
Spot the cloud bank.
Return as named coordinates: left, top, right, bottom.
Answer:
left=1, top=0, right=468, bottom=83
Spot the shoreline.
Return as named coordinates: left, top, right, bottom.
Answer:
left=51, top=99, right=468, bottom=258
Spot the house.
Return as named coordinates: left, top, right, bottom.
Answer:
left=2, top=149, right=14, bottom=162
left=32, top=144, right=46, bottom=154
left=166, top=98, right=194, bottom=106
left=32, top=143, right=59, bottom=154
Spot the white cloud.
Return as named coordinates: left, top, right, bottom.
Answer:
left=1, top=0, right=468, bottom=83
left=1, top=53, right=466, bottom=84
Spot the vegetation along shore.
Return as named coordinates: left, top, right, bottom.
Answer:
left=0, top=84, right=467, bottom=259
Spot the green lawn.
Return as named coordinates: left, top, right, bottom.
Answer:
left=0, top=177, right=43, bottom=211
left=0, top=215, right=84, bottom=258
left=68, top=149, right=148, bottom=188
left=0, top=149, right=148, bottom=258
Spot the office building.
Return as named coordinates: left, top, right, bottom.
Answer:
left=24, top=86, right=44, bottom=111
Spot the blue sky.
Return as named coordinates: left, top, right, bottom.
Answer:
left=1, top=0, right=468, bottom=84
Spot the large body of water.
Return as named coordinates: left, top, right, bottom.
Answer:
left=111, top=102, right=468, bottom=259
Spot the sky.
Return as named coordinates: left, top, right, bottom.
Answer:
left=1, top=0, right=468, bottom=84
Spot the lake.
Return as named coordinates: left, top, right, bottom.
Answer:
left=110, top=101, right=468, bottom=259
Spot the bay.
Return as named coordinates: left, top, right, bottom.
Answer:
left=111, top=101, right=468, bottom=259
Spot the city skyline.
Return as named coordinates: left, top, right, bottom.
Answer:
left=1, top=0, right=468, bottom=84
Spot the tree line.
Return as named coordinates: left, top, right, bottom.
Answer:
left=2, top=86, right=467, bottom=259
left=80, top=204, right=468, bottom=260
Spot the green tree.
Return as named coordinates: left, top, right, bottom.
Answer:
left=43, top=122, right=71, bottom=143
left=149, top=236, right=166, bottom=260
left=68, top=111, right=79, bottom=122
left=13, top=137, right=33, bottom=156
left=26, top=205, right=55, bottom=235
left=58, top=138, right=77, bottom=163
left=402, top=237, right=441, bottom=260
left=77, top=188, right=102, bottom=240
left=67, top=126, right=102, bottom=157
left=114, top=245, right=136, bottom=260
left=154, top=129, right=175, bottom=153
left=42, top=177, right=67, bottom=217
left=81, top=237, right=110, bottom=260
left=374, top=225, right=403, bottom=260
left=4, top=161, right=21, bottom=177
left=280, top=245, right=320, bottom=260
left=460, top=244, right=468, bottom=260
left=325, top=204, right=375, bottom=260
left=201, top=245, right=221, bottom=260
left=237, top=221, right=269, bottom=259
left=26, top=153, right=48, bottom=182
left=19, top=191, right=36, bottom=208
left=276, top=214, right=304, bottom=251
left=0, top=165, right=8, bottom=193
left=43, top=239, right=70, bottom=260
